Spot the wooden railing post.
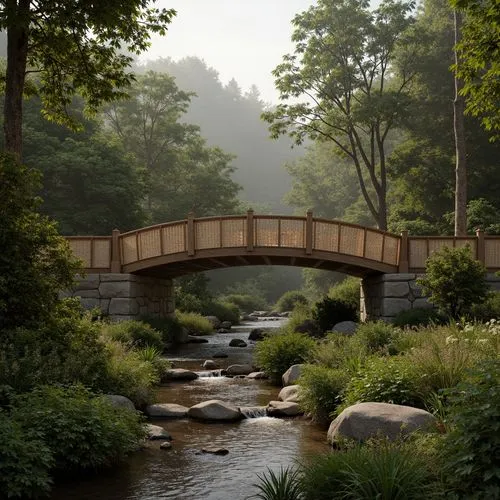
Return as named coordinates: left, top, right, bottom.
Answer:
left=398, top=230, right=409, bottom=273
left=247, top=209, right=254, bottom=251
left=305, top=210, right=313, bottom=255
left=476, top=228, right=485, bottom=265
left=110, top=229, right=122, bottom=273
left=187, top=212, right=195, bottom=257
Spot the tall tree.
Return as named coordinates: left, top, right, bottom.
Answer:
left=0, top=0, right=175, bottom=158
left=263, top=0, right=416, bottom=229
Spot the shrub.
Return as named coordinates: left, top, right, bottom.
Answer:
left=175, top=292, right=204, bottom=313
left=352, top=321, right=400, bottom=354
left=341, top=356, right=421, bottom=410
left=101, top=320, right=164, bottom=350
left=417, top=245, right=489, bottom=319
left=298, top=365, right=349, bottom=424
left=202, top=300, right=240, bottom=324
left=313, top=297, right=357, bottom=334
left=286, top=303, right=317, bottom=335
left=328, top=277, right=360, bottom=312
left=300, top=442, right=441, bottom=500
left=311, top=334, right=367, bottom=375
left=275, top=290, right=308, bottom=312
left=139, top=315, right=184, bottom=344
left=221, top=293, right=267, bottom=313
left=0, top=410, right=54, bottom=499
left=176, top=311, right=213, bottom=335
left=254, top=332, right=316, bottom=384
left=441, top=359, right=500, bottom=499
left=253, top=467, right=303, bottom=500
left=11, top=385, right=145, bottom=472
left=392, top=308, right=446, bottom=328
left=0, top=154, right=80, bottom=330
left=471, top=291, right=500, bottom=321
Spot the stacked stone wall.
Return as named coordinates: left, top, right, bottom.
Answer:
left=66, top=274, right=175, bottom=321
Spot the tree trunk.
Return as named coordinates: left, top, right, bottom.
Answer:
left=453, top=10, right=467, bottom=236
left=4, top=0, right=30, bottom=160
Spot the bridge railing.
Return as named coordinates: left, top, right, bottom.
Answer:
left=66, top=236, right=112, bottom=271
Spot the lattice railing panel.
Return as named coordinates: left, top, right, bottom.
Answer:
left=92, top=239, right=111, bottom=268
left=121, top=235, right=138, bottom=264
left=409, top=239, right=428, bottom=269
left=486, top=239, right=500, bottom=268
left=68, top=239, right=92, bottom=268
left=339, top=225, right=365, bottom=257
left=195, top=220, right=221, bottom=250
left=314, top=221, right=339, bottom=252
left=280, top=219, right=305, bottom=248
left=139, top=229, right=162, bottom=260
left=383, top=235, right=400, bottom=265
left=255, top=218, right=279, bottom=247
left=364, top=231, right=383, bottom=262
left=221, top=218, right=246, bottom=247
left=162, top=223, right=186, bottom=254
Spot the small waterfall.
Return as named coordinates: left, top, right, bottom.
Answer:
left=240, top=406, right=268, bottom=419
left=197, top=370, right=224, bottom=378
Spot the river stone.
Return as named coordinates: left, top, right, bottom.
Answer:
left=246, top=371, right=268, bottom=380
left=240, top=406, right=267, bottom=418
left=188, top=336, right=209, bottom=343
left=331, top=321, right=358, bottom=335
left=229, top=338, right=247, bottom=347
left=188, top=400, right=242, bottom=421
left=267, top=401, right=303, bottom=417
left=248, top=328, right=265, bottom=341
left=213, top=352, right=228, bottom=359
left=104, top=394, right=136, bottom=411
left=226, top=364, right=254, bottom=376
left=204, top=316, right=221, bottom=329
left=221, top=321, right=232, bottom=329
left=160, top=442, right=173, bottom=450
left=145, top=424, right=172, bottom=441
left=201, top=447, right=229, bottom=455
left=145, top=403, right=188, bottom=418
left=327, top=402, right=437, bottom=444
left=163, top=368, right=199, bottom=381
left=282, top=364, right=303, bottom=386
left=278, top=385, right=300, bottom=403
left=203, top=360, right=219, bottom=369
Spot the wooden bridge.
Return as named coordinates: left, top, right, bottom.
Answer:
left=66, top=211, right=500, bottom=277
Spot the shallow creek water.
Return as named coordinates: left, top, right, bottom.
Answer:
left=51, top=320, right=329, bottom=500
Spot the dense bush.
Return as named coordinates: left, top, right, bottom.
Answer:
left=417, top=245, right=489, bottom=319
left=0, top=410, right=54, bottom=499
left=201, top=300, right=240, bottom=324
left=298, top=365, right=348, bottom=424
left=175, top=292, right=204, bottom=313
left=139, top=315, right=184, bottom=344
left=221, top=293, right=267, bottom=313
left=352, top=321, right=400, bottom=354
left=300, top=442, right=441, bottom=500
left=101, top=320, right=164, bottom=350
left=471, top=291, right=500, bottom=321
left=11, top=385, right=145, bottom=472
left=254, top=332, right=315, bottom=384
left=341, top=356, right=421, bottom=410
left=176, top=311, right=213, bottom=335
left=311, top=334, right=367, bottom=375
left=0, top=154, right=80, bottom=330
left=392, top=307, right=446, bottom=328
left=328, top=277, right=360, bottom=312
left=441, top=359, right=500, bottom=498
left=275, top=290, right=308, bottom=312
left=313, top=297, right=357, bottom=334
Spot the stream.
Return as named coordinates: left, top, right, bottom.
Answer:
left=51, top=320, right=329, bottom=500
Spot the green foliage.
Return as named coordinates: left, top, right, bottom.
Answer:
left=353, top=321, right=401, bottom=354
left=0, top=411, right=54, bottom=499
left=275, top=290, right=308, bottom=312
left=417, top=245, right=489, bottom=318
left=311, top=334, right=367, bottom=375
left=328, top=277, right=360, bottom=313
left=176, top=311, right=213, bottom=335
left=175, top=293, right=204, bottom=313
left=101, top=320, right=164, bottom=350
left=254, top=332, right=316, bottom=384
left=471, top=291, right=500, bottom=321
left=220, top=293, right=267, bottom=313
left=253, top=467, right=304, bottom=500
left=139, top=315, right=184, bottom=344
left=392, top=308, right=446, bottom=328
left=11, top=385, right=145, bottom=473
left=441, top=359, right=500, bottom=498
left=300, top=442, right=441, bottom=500
left=0, top=154, right=79, bottom=330
left=313, top=297, right=357, bottom=334
left=201, top=300, right=240, bottom=325
left=342, top=356, right=421, bottom=409
left=298, top=365, right=349, bottom=424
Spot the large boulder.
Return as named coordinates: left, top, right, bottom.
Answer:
left=202, top=360, right=219, bottom=370
left=145, top=424, right=172, bottom=441
left=104, top=394, right=136, bottom=412
left=163, top=369, right=199, bottom=381
left=226, top=364, right=254, bottom=376
left=204, top=316, right=221, bottom=329
left=282, top=364, right=303, bottom=386
left=188, top=400, right=242, bottom=421
left=331, top=321, right=358, bottom=336
left=221, top=321, right=232, bottom=330
left=294, top=319, right=320, bottom=337
left=247, top=371, right=268, bottom=380
left=278, top=385, right=300, bottom=403
left=229, top=338, right=247, bottom=347
left=188, top=336, right=209, bottom=344
left=248, top=328, right=265, bottom=341
left=145, top=403, right=189, bottom=418
left=267, top=401, right=303, bottom=417
left=327, top=402, right=436, bottom=444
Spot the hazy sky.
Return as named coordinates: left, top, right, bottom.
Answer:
left=144, top=1, right=316, bottom=103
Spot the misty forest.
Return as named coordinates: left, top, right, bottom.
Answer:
left=0, top=0, right=499, bottom=499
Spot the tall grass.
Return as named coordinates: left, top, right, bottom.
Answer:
left=252, top=467, right=303, bottom=500
left=176, top=311, right=213, bottom=335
